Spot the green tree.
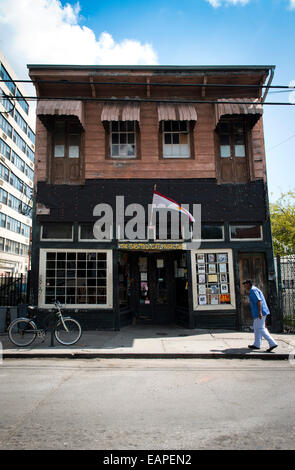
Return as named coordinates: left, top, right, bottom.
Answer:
left=270, top=190, right=295, bottom=256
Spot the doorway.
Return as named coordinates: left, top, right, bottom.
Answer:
left=136, top=253, right=174, bottom=324
left=239, top=253, right=267, bottom=326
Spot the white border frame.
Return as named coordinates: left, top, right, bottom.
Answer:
left=40, top=224, right=74, bottom=242
left=229, top=224, right=263, bottom=242
left=191, top=248, right=236, bottom=311
left=39, top=248, right=113, bottom=309
left=193, top=225, right=225, bottom=243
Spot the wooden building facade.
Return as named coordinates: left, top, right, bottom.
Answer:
left=27, top=64, right=281, bottom=331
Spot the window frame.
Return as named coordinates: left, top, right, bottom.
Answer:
left=191, top=248, right=236, bottom=311
left=229, top=224, right=263, bottom=241
left=159, top=120, right=195, bottom=160
left=40, top=223, right=74, bottom=242
left=106, top=120, right=139, bottom=160
left=38, top=248, right=113, bottom=309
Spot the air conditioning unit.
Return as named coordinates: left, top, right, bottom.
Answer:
left=0, top=155, right=5, bottom=163
left=29, top=180, right=33, bottom=187
left=31, top=143, right=35, bottom=150
left=2, top=132, right=7, bottom=140
left=30, top=162, right=33, bottom=168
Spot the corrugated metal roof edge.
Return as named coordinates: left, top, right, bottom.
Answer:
left=27, top=64, right=276, bottom=72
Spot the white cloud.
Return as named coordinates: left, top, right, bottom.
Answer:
left=0, top=0, right=158, bottom=81
left=206, top=0, right=250, bottom=7
left=289, top=0, right=295, bottom=10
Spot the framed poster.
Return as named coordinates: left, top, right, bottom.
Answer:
left=217, top=253, right=228, bottom=263
left=208, top=274, right=218, bottom=283
left=220, top=273, right=228, bottom=283
left=197, top=254, right=205, bottom=263
left=220, top=294, right=230, bottom=304
left=208, top=254, right=215, bottom=263
left=198, top=284, right=206, bottom=295
left=140, top=272, right=147, bottom=281
left=211, top=294, right=219, bottom=305
left=208, top=264, right=216, bottom=273
left=220, top=283, right=229, bottom=294
left=219, top=263, right=227, bottom=273
left=210, top=284, right=218, bottom=294
left=198, top=274, right=206, bottom=284
left=198, top=295, right=207, bottom=305
left=198, top=264, right=206, bottom=273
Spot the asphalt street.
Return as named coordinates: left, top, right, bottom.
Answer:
left=1, top=358, right=295, bottom=450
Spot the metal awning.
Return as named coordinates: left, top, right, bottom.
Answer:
left=36, top=100, right=85, bottom=128
left=215, top=98, right=263, bottom=127
left=157, top=103, right=197, bottom=121
left=101, top=102, right=140, bottom=121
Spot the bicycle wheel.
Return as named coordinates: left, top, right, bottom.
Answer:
left=8, top=318, right=37, bottom=347
left=54, top=318, right=82, bottom=346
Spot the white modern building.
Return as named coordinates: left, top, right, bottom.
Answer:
left=0, top=51, right=35, bottom=275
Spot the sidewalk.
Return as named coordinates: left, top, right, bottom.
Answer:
left=1, top=325, right=295, bottom=359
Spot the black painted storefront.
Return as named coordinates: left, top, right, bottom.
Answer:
left=30, top=178, right=281, bottom=331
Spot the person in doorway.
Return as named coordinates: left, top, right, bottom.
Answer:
left=243, top=279, right=278, bottom=352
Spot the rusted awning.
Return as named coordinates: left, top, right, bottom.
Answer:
left=101, top=102, right=140, bottom=121
left=157, top=103, right=197, bottom=121
left=215, top=98, right=263, bottom=127
left=37, top=99, right=85, bottom=128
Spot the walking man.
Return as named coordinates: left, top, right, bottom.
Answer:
left=243, top=280, right=278, bottom=352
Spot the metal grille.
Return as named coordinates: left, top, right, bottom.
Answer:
left=0, top=274, right=26, bottom=306
left=277, top=255, right=295, bottom=330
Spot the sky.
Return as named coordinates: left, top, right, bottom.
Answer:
left=0, top=0, right=294, bottom=201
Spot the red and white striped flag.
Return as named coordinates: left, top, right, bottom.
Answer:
left=151, top=190, right=195, bottom=223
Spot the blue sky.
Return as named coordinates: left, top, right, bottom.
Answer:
left=0, top=0, right=294, bottom=200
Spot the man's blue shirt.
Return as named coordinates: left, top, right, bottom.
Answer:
left=249, top=286, right=270, bottom=319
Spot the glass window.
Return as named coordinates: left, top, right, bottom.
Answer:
left=79, top=223, right=95, bottom=240
left=0, top=64, right=16, bottom=95
left=110, top=121, right=136, bottom=158
left=162, top=120, right=190, bottom=158
left=201, top=225, right=224, bottom=240
left=0, top=137, right=11, bottom=159
left=41, top=223, right=73, bottom=240
left=219, top=121, right=246, bottom=159
left=230, top=224, right=262, bottom=240
left=16, top=88, right=29, bottom=115
left=0, top=114, right=13, bottom=138
left=0, top=212, right=6, bottom=228
left=43, top=251, right=110, bottom=306
left=191, top=249, right=236, bottom=311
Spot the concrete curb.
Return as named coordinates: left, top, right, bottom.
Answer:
left=2, top=352, right=290, bottom=360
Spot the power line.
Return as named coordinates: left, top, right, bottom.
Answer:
left=267, top=133, right=295, bottom=152
left=0, top=78, right=295, bottom=89
left=3, top=95, right=295, bottom=106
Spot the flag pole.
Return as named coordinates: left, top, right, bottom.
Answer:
left=148, top=184, right=157, bottom=239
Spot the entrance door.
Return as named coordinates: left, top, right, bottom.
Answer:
left=239, top=253, right=267, bottom=326
left=137, top=253, right=174, bottom=324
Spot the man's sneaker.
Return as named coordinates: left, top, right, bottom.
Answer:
left=266, top=344, right=278, bottom=353
left=248, top=345, right=260, bottom=350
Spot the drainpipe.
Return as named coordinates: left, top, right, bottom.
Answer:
left=262, top=67, right=275, bottom=103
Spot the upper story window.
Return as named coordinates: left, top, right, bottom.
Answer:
left=162, top=120, right=190, bottom=159
left=110, top=121, right=136, bottom=159
left=219, top=121, right=246, bottom=158
left=217, top=120, right=249, bottom=183
left=51, top=119, right=83, bottom=184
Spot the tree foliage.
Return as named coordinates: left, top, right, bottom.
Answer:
left=270, top=190, right=295, bottom=256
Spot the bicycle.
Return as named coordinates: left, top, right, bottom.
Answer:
left=8, top=299, right=82, bottom=347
